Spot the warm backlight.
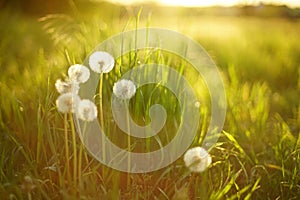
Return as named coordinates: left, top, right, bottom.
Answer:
left=108, top=0, right=300, bottom=8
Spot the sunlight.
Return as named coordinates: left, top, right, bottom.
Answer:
left=159, top=0, right=238, bottom=7
left=159, top=0, right=300, bottom=7
left=107, top=0, right=300, bottom=8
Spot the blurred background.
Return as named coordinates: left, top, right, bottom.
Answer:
left=1, top=0, right=299, bottom=116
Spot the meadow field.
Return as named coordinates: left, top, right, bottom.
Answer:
left=0, top=2, right=299, bottom=199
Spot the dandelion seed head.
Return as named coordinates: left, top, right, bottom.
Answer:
left=56, top=93, right=80, bottom=113
left=184, top=147, right=212, bottom=173
left=68, top=64, right=90, bottom=83
left=113, top=79, right=136, bottom=100
left=194, top=101, right=200, bottom=108
left=55, top=79, right=79, bottom=94
left=77, top=99, right=98, bottom=121
left=89, top=51, right=115, bottom=73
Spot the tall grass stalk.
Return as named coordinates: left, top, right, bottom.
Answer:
left=78, top=122, right=87, bottom=189
left=69, top=113, right=77, bottom=189
left=64, top=113, right=71, bottom=184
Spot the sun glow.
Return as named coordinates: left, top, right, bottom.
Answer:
left=159, top=0, right=238, bottom=7
left=108, top=0, right=300, bottom=8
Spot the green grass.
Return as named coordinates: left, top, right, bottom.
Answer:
left=0, top=4, right=300, bottom=200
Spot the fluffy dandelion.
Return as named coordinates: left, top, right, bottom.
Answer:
left=68, top=64, right=90, bottom=83
left=55, top=79, right=79, bottom=94
left=113, top=79, right=136, bottom=186
left=89, top=51, right=115, bottom=73
left=184, top=147, right=212, bottom=173
left=56, top=93, right=80, bottom=113
left=89, top=51, right=114, bottom=162
left=194, top=101, right=200, bottom=108
left=77, top=99, right=98, bottom=121
left=113, top=79, right=136, bottom=100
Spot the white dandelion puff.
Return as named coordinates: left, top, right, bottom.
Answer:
left=184, top=147, right=212, bottom=173
left=56, top=93, right=80, bottom=113
left=194, top=101, right=200, bottom=108
left=68, top=64, right=90, bottom=83
left=55, top=79, right=79, bottom=94
left=89, top=51, right=115, bottom=73
left=77, top=99, right=98, bottom=122
left=113, top=79, right=136, bottom=100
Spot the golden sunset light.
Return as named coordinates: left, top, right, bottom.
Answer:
left=1, top=0, right=300, bottom=199
left=108, top=0, right=300, bottom=7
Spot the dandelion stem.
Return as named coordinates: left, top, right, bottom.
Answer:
left=78, top=122, right=87, bottom=189
left=27, top=192, right=32, bottom=200
left=99, top=73, right=108, bottom=182
left=99, top=73, right=105, bottom=162
left=126, top=101, right=131, bottom=187
left=69, top=113, right=77, bottom=189
left=64, top=113, right=71, bottom=184
left=78, top=143, right=83, bottom=189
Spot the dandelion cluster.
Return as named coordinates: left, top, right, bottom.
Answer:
left=54, top=51, right=213, bottom=175
left=55, top=51, right=137, bottom=121
left=184, top=146, right=212, bottom=173
left=55, top=63, right=97, bottom=121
